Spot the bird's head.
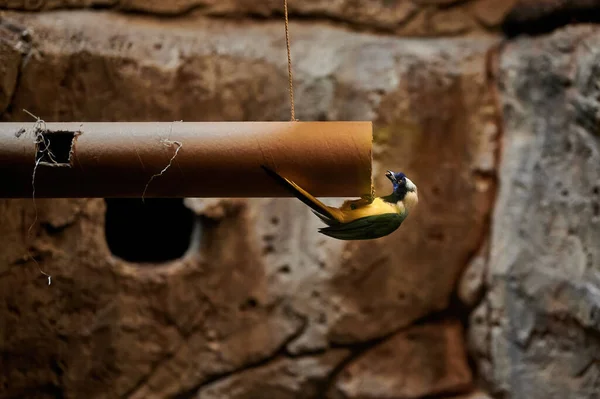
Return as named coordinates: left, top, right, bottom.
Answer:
left=385, top=170, right=418, bottom=201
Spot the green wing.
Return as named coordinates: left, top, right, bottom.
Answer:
left=318, top=213, right=404, bottom=241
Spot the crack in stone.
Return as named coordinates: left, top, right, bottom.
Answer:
left=123, top=303, right=471, bottom=399
left=452, top=37, right=507, bottom=399
left=0, top=18, right=33, bottom=118
left=482, top=37, right=507, bottom=284
left=474, top=39, right=508, bottom=398
left=168, top=309, right=310, bottom=399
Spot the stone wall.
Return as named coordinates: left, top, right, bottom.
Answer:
left=0, top=0, right=516, bottom=36
left=0, top=1, right=599, bottom=399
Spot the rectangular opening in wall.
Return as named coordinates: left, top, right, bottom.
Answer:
left=36, top=130, right=78, bottom=167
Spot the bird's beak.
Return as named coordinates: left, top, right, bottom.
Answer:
left=385, top=170, right=397, bottom=183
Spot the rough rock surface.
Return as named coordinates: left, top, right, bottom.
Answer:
left=0, top=18, right=24, bottom=113
left=469, top=25, right=600, bottom=398
left=330, top=319, right=473, bottom=399
left=0, top=0, right=516, bottom=36
left=0, top=8, right=497, bottom=399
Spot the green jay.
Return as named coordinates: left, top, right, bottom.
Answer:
left=261, top=165, right=418, bottom=240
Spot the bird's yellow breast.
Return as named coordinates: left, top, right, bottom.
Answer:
left=331, top=197, right=400, bottom=223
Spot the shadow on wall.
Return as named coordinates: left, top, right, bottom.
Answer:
left=104, top=198, right=196, bottom=263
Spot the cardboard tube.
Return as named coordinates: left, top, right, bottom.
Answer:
left=0, top=121, right=372, bottom=198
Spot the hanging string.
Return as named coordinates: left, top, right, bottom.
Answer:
left=283, top=0, right=297, bottom=121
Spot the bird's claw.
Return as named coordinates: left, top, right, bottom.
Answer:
left=360, top=185, right=376, bottom=204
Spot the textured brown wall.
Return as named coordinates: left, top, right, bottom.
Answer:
left=0, top=0, right=516, bottom=36
left=1, top=1, right=599, bottom=399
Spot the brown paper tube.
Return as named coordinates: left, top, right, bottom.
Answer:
left=0, top=121, right=372, bottom=198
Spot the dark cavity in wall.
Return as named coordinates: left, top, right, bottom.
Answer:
left=104, top=198, right=195, bottom=263
left=502, top=0, right=600, bottom=38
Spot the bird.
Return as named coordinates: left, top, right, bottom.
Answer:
left=260, top=165, right=418, bottom=240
